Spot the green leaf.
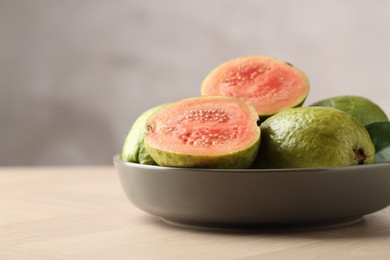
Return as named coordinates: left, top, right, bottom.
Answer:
left=365, top=121, right=390, bottom=163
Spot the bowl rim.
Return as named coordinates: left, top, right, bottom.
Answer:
left=113, top=154, right=390, bottom=174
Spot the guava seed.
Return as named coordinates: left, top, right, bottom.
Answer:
left=181, top=109, right=229, bottom=123
left=220, top=65, right=267, bottom=88
left=179, top=127, right=239, bottom=147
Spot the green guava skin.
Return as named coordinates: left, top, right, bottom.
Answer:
left=121, top=103, right=170, bottom=165
left=145, top=138, right=260, bottom=169
left=252, top=107, right=375, bottom=169
left=311, top=95, right=388, bottom=126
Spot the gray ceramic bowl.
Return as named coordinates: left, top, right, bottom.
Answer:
left=113, top=155, right=390, bottom=229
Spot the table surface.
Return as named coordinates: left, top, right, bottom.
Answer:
left=1, top=166, right=390, bottom=260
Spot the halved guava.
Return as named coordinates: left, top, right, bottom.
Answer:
left=201, top=56, right=310, bottom=116
left=144, top=96, right=261, bottom=169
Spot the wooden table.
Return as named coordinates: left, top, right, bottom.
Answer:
left=1, top=166, right=390, bottom=259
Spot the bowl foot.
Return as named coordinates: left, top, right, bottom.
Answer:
left=161, top=216, right=364, bottom=232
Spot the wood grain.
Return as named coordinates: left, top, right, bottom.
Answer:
left=1, top=167, right=390, bottom=259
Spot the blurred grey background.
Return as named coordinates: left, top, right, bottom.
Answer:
left=1, top=0, right=390, bottom=166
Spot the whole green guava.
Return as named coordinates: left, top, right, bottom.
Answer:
left=252, top=107, right=375, bottom=169
left=311, top=95, right=388, bottom=126
left=121, top=103, right=170, bottom=165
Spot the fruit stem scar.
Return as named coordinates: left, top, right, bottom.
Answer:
left=353, top=148, right=366, bottom=164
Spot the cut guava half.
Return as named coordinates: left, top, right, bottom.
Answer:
left=144, top=96, right=261, bottom=168
left=201, top=56, right=310, bottom=116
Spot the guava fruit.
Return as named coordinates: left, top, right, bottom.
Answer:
left=311, top=95, right=388, bottom=126
left=144, top=96, right=261, bottom=169
left=252, top=107, right=375, bottom=169
left=121, top=103, right=170, bottom=165
left=201, top=56, right=310, bottom=117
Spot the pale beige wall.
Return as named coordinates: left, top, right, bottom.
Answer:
left=1, top=0, right=390, bottom=165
